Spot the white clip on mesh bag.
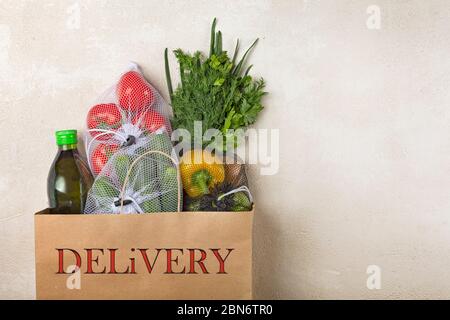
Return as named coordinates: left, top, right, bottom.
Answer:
left=85, top=63, right=172, bottom=176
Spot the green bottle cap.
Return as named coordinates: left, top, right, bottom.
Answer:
left=55, top=130, right=78, bottom=146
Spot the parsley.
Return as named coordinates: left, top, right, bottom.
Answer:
left=165, top=18, right=267, bottom=148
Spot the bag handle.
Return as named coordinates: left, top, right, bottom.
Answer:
left=217, top=185, right=254, bottom=204
left=119, top=150, right=182, bottom=213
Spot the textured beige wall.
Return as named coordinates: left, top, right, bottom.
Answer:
left=1, top=0, right=450, bottom=299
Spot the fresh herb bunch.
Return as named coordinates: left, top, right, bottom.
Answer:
left=165, top=18, right=266, bottom=148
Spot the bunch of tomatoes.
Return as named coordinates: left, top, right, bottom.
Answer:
left=87, top=70, right=168, bottom=175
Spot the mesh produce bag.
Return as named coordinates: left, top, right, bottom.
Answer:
left=181, top=150, right=253, bottom=212
left=85, top=63, right=172, bottom=176
left=84, top=133, right=181, bottom=214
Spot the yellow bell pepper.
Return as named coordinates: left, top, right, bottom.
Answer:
left=180, top=149, right=225, bottom=198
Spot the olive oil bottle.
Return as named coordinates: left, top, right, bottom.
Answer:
left=47, top=130, right=93, bottom=214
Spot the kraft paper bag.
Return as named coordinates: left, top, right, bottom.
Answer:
left=34, top=209, right=254, bottom=300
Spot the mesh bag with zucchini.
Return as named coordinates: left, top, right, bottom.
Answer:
left=84, top=133, right=181, bottom=214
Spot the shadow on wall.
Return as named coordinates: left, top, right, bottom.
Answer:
left=253, top=206, right=279, bottom=299
left=253, top=200, right=317, bottom=299
left=253, top=201, right=309, bottom=299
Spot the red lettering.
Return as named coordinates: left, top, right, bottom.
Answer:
left=211, top=248, right=234, bottom=274
left=130, top=257, right=136, bottom=274
left=139, top=249, right=161, bottom=274
left=165, top=249, right=185, bottom=274
left=55, top=247, right=234, bottom=275
left=56, top=249, right=81, bottom=274
left=86, top=249, right=106, bottom=274
left=188, top=249, right=209, bottom=274
left=108, top=249, right=129, bottom=274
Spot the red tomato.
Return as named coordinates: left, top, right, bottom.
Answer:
left=91, top=143, right=119, bottom=175
left=87, top=103, right=122, bottom=140
left=132, top=109, right=167, bottom=133
left=116, top=71, right=155, bottom=112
